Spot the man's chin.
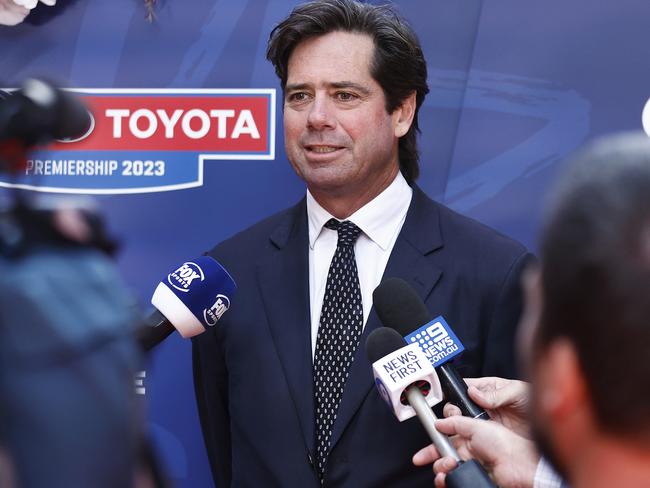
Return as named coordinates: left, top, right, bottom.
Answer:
left=301, top=169, right=356, bottom=194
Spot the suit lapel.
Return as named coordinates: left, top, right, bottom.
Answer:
left=328, top=186, right=444, bottom=451
left=256, top=200, right=316, bottom=457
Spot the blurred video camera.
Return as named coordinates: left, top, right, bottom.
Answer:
left=0, top=78, right=92, bottom=173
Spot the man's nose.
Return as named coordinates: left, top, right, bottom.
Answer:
left=307, top=94, right=336, bottom=130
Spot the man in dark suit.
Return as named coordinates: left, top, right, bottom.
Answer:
left=193, top=1, right=531, bottom=486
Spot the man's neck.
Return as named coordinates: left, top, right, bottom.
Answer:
left=572, top=435, right=650, bottom=488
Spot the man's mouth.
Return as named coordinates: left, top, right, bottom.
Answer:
left=305, top=145, right=342, bottom=154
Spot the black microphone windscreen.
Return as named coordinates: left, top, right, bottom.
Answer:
left=365, top=327, right=407, bottom=363
left=372, top=278, right=431, bottom=336
left=52, top=88, right=92, bottom=141
left=0, top=79, right=92, bottom=145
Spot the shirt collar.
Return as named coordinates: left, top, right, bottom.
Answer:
left=306, top=171, right=413, bottom=250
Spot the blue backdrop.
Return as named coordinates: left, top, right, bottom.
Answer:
left=2, top=0, right=649, bottom=486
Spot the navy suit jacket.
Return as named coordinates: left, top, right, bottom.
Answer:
left=193, top=185, right=531, bottom=487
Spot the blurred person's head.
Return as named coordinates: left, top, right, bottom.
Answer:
left=521, top=133, right=650, bottom=487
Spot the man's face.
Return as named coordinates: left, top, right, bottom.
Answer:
left=283, top=31, right=406, bottom=203
left=518, top=267, right=569, bottom=479
left=530, top=349, right=570, bottom=481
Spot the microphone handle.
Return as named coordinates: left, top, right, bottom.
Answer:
left=446, top=459, right=496, bottom=488
left=405, top=385, right=497, bottom=488
left=137, top=310, right=175, bottom=351
left=438, top=363, right=490, bottom=420
left=404, top=385, right=460, bottom=461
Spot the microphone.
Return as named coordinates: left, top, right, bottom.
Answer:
left=365, top=327, right=495, bottom=488
left=138, top=255, right=237, bottom=351
left=365, top=326, right=443, bottom=422
left=0, top=78, right=92, bottom=146
left=373, top=278, right=489, bottom=420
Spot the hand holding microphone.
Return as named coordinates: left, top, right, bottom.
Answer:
left=414, top=376, right=539, bottom=488
left=366, top=327, right=496, bottom=488
left=443, top=377, right=531, bottom=438
left=412, top=415, right=539, bottom=488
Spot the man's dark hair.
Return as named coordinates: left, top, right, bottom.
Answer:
left=266, top=0, right=429, bottom=183
left=538, top=132, right=650, bottom=443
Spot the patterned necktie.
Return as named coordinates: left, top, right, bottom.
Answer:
left=313, top=219, right=363, bottom=481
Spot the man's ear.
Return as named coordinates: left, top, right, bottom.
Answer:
left=393, top=91, right=416, bottom=138
left=517, top=264, right=543, bottom=380
left=536, top=339, right=588, bottom=422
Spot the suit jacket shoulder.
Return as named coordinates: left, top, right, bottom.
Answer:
left=407, top=187, right=533, bottom=378
left=208, top=197, right=306, bottom=264
left=437, top=199, right=527, bottom=263
left=410, top=185, right=528, bottom=269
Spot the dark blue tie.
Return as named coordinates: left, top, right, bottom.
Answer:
left=313, top=219, right=363, bottom=481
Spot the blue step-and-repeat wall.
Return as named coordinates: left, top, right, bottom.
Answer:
left=2, top=1, right=649, bottom=486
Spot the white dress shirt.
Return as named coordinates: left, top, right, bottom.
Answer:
left=534, top=457, right=566, bottom=488
left=307, top=172, right=413, bottom=357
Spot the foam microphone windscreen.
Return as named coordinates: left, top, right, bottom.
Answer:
left=373, top=277, right=431, bottom=335
left=365, top=326, right=407, bottom=362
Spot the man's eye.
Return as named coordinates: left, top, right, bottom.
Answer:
left=336, top=92, right=357, bottom=101
left=288, top=92, right=309, bottom=102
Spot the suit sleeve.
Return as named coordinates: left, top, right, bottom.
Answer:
left=481, top=251, right=537, bottom=379
left=192, top=327, right=232, bottom=488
